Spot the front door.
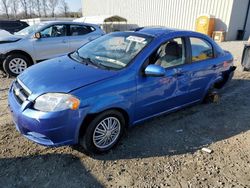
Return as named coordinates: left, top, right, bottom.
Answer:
left=33, top=24, right=69, bottom=61
left=135, top=37, right=190, bottom=122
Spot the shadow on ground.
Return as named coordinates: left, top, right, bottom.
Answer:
left=0, top=154, right=103, bottom=188
left=87, top=78, right=250, bottom=160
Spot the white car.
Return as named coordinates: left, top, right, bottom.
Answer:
left=0, top=21, right=104, bottom=76
left=0, top=29, right=12, bottom=37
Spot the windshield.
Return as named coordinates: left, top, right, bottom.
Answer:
left=15, top=23, right=45, bottom=36
left=74, top=33, right=153, bottom=70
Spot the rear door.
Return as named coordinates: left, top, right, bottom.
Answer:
left=186, top=37, right=219, bottom=101
left=68, top=24, right=101, bottom=52
left=33, top=24, right=69, bottom=61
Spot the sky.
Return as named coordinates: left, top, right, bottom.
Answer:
left=65, top=0, right=82, bottom=12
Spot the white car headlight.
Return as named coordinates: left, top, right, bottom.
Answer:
left=34, top=93, right=80, bottom=112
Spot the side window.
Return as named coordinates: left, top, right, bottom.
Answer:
left=40, top=25, right=67, bottom=38
left=70, top=25, right=93, bottom=36
left=153, top=38, right=186, bottom=69
left=190, top=37, right=214, bottom=62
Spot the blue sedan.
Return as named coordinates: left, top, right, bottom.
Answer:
left=8, top=27, right=235, bottom=154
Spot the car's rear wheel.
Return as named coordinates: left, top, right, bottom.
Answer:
left=79, top=110, right=125, bottom=154
left=3, top=53, right=32, bottom=77
left=203, top=88, right=220, bottom=103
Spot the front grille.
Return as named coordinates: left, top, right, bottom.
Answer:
left=13, top=79, right=31, bottom=105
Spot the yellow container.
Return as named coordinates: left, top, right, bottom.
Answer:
left=212, top=31, right=226, bottom=42
left=195, top=14, right=215, bottom=37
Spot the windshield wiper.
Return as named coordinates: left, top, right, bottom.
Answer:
left=98, top=62, right=120, bottom=70
left=74, top=51, right=95, bottom=66
left=73, top=51, right=114, bottom=70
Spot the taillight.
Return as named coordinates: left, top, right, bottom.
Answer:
left=223, top=60, right=233, bottom=68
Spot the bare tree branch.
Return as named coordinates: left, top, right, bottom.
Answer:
left=20, top=0, right=29, bottom=18
left=10, top=0, right=19, bottom=18
left=41, top=0, right=47, bottom=17
left=34, top=0, right=41, bottom=17
left=60, top=0, right=69, bottom=17
left=0, top=0, right=10, bottom=19
left=48, top=0, right=59, bottom=17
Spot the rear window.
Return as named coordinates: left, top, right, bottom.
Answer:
left=190, top=37, right=214, bottom=62
left=0, top=21, right=21, bottom=29
left=70, top=25, right=94, bottom=36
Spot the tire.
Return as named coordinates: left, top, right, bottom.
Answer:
left=203, top=88, right=220, bottom=103
left=0, top=63, right=4, bottom=72
left=3, top=53, right=32, bottom=77
left=79, top=110, right=125, bottom=154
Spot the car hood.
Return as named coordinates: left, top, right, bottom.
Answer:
left=18, top=55, right=119, bottom=97
left=0, top=35, right=24, bottom=43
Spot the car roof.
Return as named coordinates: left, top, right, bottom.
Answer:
left=41, top=21, right=99, bottom=28
left=136, top=27, right=179, bottom=37
left=135, top=26, right=207, bottom=38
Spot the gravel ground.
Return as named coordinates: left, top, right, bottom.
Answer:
left=0, top=41, right=250, bottom=188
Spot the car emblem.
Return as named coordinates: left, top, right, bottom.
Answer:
left=14, top=88, right=21, bottom=96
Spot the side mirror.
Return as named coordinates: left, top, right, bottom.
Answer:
left=34, top=32, right=41, bottom=39
left=144, top=64, right=165, bottom=77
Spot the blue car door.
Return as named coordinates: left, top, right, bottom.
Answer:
left=33, top=24, right=69, bottom=61
left=186, top=37, right=219, bottom=101
left=135, top=37, right=191, bottom=122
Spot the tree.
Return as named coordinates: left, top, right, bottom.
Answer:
left=48, top=0, right=59, bottom=17
left=10, top=0, right=19, bottom=18
left=60, top=0, right=69, bottom=17
left=34, top=0, right=41, bottom=17
left=28, top=0, right=34, bottom=17
left=41, top=0, right=47, bottom=17
left=0, top=0, right=10, bottom=19
left=20, top=0, right=29, bottom=18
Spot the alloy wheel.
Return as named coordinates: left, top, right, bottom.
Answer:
left=93, top=117, right=121, bottom=149
left=9, top=58, right=27, bottom=74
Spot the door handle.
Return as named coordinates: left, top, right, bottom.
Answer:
left=212, top=65, right=217, bottom=69
left=62, top=39, right=67, bottom=43
left=175, top=70, right=185, bottom=77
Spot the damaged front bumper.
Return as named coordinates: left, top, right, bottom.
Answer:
left=8, top=82, right=86, bottom=147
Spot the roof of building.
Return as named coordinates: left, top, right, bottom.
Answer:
left=73, top=15, right=127, bottom=24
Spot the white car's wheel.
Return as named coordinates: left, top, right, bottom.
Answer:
left=3, top=53, right=32, bottom=77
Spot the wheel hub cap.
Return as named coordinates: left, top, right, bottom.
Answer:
left=93, top=117, right=121, bottom=149
left=9, top=58, right=27, bottom=74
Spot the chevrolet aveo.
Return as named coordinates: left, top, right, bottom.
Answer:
left=8, top=27, right=236, bottom=154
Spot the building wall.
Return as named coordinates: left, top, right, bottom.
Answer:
left=228, top=0, right=250, bottom=40
left=82, top=0, right=237, bottom=40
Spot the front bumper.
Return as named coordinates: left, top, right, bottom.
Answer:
left=8, top=85, right=87, bottom=147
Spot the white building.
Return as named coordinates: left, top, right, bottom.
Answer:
left=81, top=0, right=250, bottom=41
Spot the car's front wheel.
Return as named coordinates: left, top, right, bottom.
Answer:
left=3, top=53, right=32, bottom=77
left=80, top=110, right=125, bottom=154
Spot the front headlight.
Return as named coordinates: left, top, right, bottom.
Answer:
left=34, top=93, right=80, bottom=112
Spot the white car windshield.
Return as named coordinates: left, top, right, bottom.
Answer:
left=73, top=33, right=153, bottom=70
left=15, top=23, right=46, bottom=36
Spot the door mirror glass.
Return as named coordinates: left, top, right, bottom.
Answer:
left=34, top=32, right=41, bottom=39
left=144, top=64, right=165, bottom=77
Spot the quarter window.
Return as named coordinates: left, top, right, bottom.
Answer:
left=190, top=37, right=213, bottom=62
left=70, top=25, right=94, bottom=36
left=40, top=25, right=67, bottom=38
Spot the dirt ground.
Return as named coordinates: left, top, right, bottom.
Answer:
left=0, top=41, right=250, bottom=188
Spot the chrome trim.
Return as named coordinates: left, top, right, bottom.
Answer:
left=17, top=78, right=32, bottom=95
